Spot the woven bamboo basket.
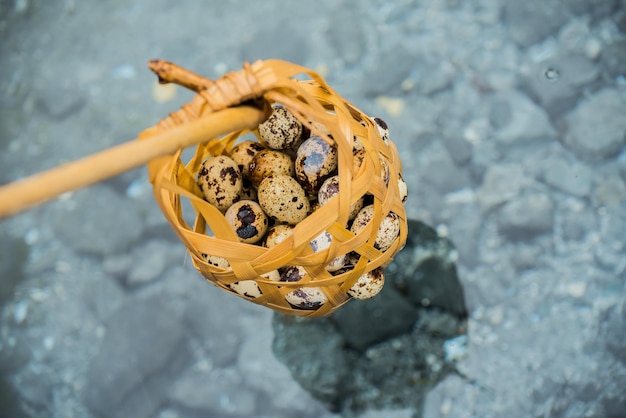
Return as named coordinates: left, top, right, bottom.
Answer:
left=139, top=59, right=408, bottom=317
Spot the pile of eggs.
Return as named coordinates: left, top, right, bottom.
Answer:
left=196, top=104, right=407, bottom=310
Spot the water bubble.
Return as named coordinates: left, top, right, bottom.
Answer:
left=544, top=68, right=560, bottom=82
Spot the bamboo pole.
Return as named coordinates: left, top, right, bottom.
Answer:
left=0, top=105, right=267, bottom=218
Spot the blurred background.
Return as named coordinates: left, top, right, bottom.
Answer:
left=1, top=0, right=625, bottom=417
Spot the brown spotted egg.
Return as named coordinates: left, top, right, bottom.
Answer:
left=295, top=136, right=338, bottom=193
left=371, top=117, right=390, bottom=145
left=258, top=105, right=303, bottom=150
left=350, top=205, right=400, bottom=252
left=280, top=265, right=328, bottom=309
left=201, top=254, right=230, bottom=270
left=248, top=149, right=294, bottom=187
left=229, top=140, right=266, bottom=178
left=318, top=175, right=364, bottom=220
left=397, top=174, right=408, bottom=203
left=264, top=224, right=295, bottom=248
left=197, top=156, right=242, bottom=212
left=230, top=270, right=279, bottom=299
left=348, top=267, right=384, bottom=299
left=224, top=200, right=268, bottom=244
left=258, top=175, right=310, bottom=225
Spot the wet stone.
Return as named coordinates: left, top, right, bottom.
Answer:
left=564, top=89, right=626, bottom=162
left=169, top=368, right=257, bottom=417
left=521, top=53, right=600, bottom=117
left=491, top=92, right=556, bottom=145
left=498, top=193, right=554, bottom=240
left=327, top=5, right=365, bottom=65
left=502, top=1, right=571, bottom=47
left=361, top=44, right=415, bottom=96
left=83, top=297, right=191, bottom=418
left=602, top=40, right=626, bottom=79
left=0, top=234, right=28, bottom=304
left=418, top=141, right=471, bottom=193
left=540, top=155, right=593, bottom=197
left=51, top=185, right=144, bottom=256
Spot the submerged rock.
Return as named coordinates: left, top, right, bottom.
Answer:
left=272, top=219, right=467, bottom=416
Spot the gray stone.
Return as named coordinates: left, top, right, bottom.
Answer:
left=418, top=141, right=471, bottom=193
left=593, top=173, right=626, bottom=205
left=361, top=44, right=414, bottom=96
left=498, top=193, right=554, bottom=239
left=83, top=298, right=191, bottom=418
left=169, top=368, right=257, bottom=417
left=540, top=155, right=593, bottom=197
left=447, top=204, right=482, bottom=267
left=441, top=135, right=472, bottom=165
left=503, top=1, right=572, bottom=47
left=326, top=6, right=366, bottom=65
left=35, top=87, right=85, bottom=120
left=80, top=272, right=126, bottom=322
left=272, top=315, right=352, bottom=410
left=476, top=163, right=532, bottom=212
left=183, top=286, right=246, bottom=368
left=492, top=91, right=556, bottom=145
left=331, top=282, right=419, bottom=352
left=392, top=220, right=467, bottom=316
left=602, top=40, right=626, bottom=79
left=51, top=185, right=144, bottom=255
left=564, top=89, right=626, bottom=161
left=272, top=219, right=467, bottom=416
left=126, top=240, right=178, bottom=287
left=240, top=23, right=309, bottom=65
left=0, top=234, right=28, bottom=304
left=521, top=53, right=600, bottom=117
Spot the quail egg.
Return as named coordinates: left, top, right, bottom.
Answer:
left=371, top=117, right=390, bottom=145
left=201, top=254, right=230, bottom=270
left=197, top=156, right=242, bottom=211
left=397, top=174, right=408, bottom=203
left=230, top=270, right=280, bottom=299
left=229, top=140, right=266, bottom=178
left=348, top=267, right=384, bottom=299
left=248, top=149, right=294, bottom=187
left=295, top=136, right=338, bottom=193
left=280, top=265, right=328, bottom=309
left=258, top=105, right=303, bottom=150
left=264, top=224, right=295, bottom=248
left=258, top=175, right=310, bottom=225
left=350, top=205, right=400, bottom=252
left=318, top=175, right=364, bottom=220
left=224, top=200, right=268, bottom=244
left=309, top=231, right=347, bottom=272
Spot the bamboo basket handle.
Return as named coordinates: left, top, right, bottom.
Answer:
left=0, top=105, right=267, bottom=218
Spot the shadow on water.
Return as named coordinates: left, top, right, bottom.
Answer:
left=272, top=219, right=468, bottom=417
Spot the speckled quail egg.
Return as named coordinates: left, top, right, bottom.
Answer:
left=258, top=105, right=303, bottom=150
left=201, top=254, right=230, bottom=270
left=318, top=175, right=364, bottom=220
left=264, top=224, right=295, bottom=248
left=280, top=265, right=328, bottom=309
left=371, top=117, right=390, bottom=145
left=258, top=175, right=310, bottom=225
left=295, top=136, right=338, bottom=193
left=230, top=270, right=279, bottom=299
left=397, top=174, right=408, bottom=203
left=197, top=156, right=242, bottom=211
left=224, top=200, right=268, bottom=244
left=248, top=149, right=294, bottom=187
left=309, top=231, right=347, bottom=272
left=379, top=154, right=391, bottom=185
left=229, top=140, right=266, bottom=178
left=350, top=205, right=400, bottom=252
left=348, top=267, right=384, bottom=299
left=240, top=179, right=258, bottom=201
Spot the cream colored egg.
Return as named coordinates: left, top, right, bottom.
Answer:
left=258, top=105, right=303, bottom=150
left=224, top=200, right=268, bottom=244
left=258, top=175, right=310, bottom=225
left=350, top=205, right=400, bottom=252
left=348, top=267, right=384, bottom=299
left=264, top=224, right=295, bottom=248
left=318, top=175, right=364, bottom=220
left=229, top=140, right=266, bottom=178
left=295, top=136, right=338, bottom=193
left=248, top=149, right=294, bottom=187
